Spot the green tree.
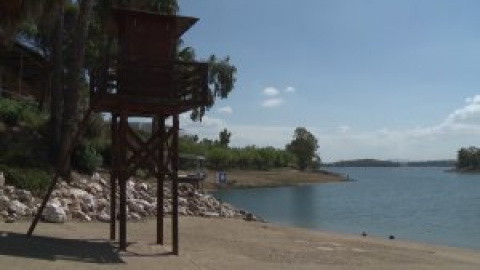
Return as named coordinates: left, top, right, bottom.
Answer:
left=456, top=146, right=480, bottom=170
left=219, top=128, right=231, bottom=147
left=286, top=127, right=319, bottom=171
left=206, top=147, right=230, bottom=170
left=57, top=0, right=94, bottom=175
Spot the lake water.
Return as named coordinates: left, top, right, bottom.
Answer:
left=213, top=167, right=480, bottom=250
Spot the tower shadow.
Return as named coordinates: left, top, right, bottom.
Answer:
left=0, top=231, right=124, bottom=264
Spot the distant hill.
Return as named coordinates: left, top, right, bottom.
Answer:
left=324, top=159, right=456, bottom=168
left=324, top=159, right=400, bottom=167
left=405, top=160, right=456, bottom=167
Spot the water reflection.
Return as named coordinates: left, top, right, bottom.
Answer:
left=290, top=185, right=319, bottom=228
left=214, top=167, right=480, bottom=250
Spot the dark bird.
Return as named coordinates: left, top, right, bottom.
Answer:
left=361, top=231, right=367, bottom=237
left=389, top=235, right=395, bottom=240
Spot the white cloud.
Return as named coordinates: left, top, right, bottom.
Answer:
left=217, top=106, right=233, bottom=114
left=285, top=86, right=296, bottom=93
left=178, top=95, right=480, bottom=162
left=262, top=98, right=284, bottom=107
left=317, top=95, right=480, bottom=161
left=263, top=87, right=280, bottom=96
left=443, top=95, right=480, bottom=127
left=338, top=125, right=351, bottom=133
left=179, top=114, right=227, bottom=139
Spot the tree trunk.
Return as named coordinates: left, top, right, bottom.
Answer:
left=49, top=0, right=64, bottom=162
left=58, top=0, right=93, bottom=176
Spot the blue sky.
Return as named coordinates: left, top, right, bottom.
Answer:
left=176, top=0, right=480, bottom=162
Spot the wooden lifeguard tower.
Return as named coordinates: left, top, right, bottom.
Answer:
left=27, top=8, right=210, bottom=255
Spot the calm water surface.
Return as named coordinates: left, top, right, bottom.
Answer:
left=214, top=167, right=480, bottom=249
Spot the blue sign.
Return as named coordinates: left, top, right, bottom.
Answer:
left=217, top=171, right=227, bottom=184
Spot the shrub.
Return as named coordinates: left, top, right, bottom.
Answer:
left=0, top=99, right=22, bottom=125
left=0, top=164, right=51, bottom=195
left=72, top=142, right=103, bottom=174
left=0, top=99, right=47, bottom=128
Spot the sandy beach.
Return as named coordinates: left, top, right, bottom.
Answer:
left=1, top=217, right=480, bottom=270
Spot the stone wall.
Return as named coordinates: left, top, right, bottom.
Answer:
left=0, top=172, right=261, bottom=223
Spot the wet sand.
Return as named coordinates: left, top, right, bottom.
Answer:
left=1, top=217, right=480, bottom=270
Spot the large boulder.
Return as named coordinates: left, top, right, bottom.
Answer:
left=70, top=188, right=88, bottom=200
left=3, top=185, right=15, bottom=195
left=91, top=173, right=107, bottom=186
left=16, top=189, right=33, bottom=204
left=9, top=200, right=28, bottom=216
left=128, top=199, right=147, bottom=216
left=43, top=199, right=67, bottom=223
left=86, top=182, right=103, bottom=195
left=129, top=212, right=142, bottom=221
left=0, top=195, right=10, bottom=210
left=82, top=194, right=96, bottom=212
left=0, top=172, right=5, bottom=188
left=74, top=210, right=92, bottom=222
left=97, top=210, right=111, bottom=222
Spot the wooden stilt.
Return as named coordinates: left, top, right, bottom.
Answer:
left=110, top=173, right=117, bottom=240
left=172, top=115, right=180, bottom=255
left=156, top=117, right=165, bottom=245
left=109, top=115, right=118, bottom=240
left=118, top=115, right=128, bottom=251
left=118, top=173, right=127, bottom=250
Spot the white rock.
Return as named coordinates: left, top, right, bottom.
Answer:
left=4, top=185, right=15, bottom=195
left=0, top=172, right=5, bottom=187
left=141, top=200, right=156, bottom=214
left=77, top=211, right=92, bottom=222
left=128, top=200, right=146, bottom=216
left=91, top=172, right=103, bottom=183
left=50, top=189, right=62, bottom=198
left=70, top=188, right=88, bottom=199
left=70, top=201, right=82, bottom=213
left=61, top=198, right=72, bottom=208
left=127, top=179, right=135, bottom=191
left=30, top=206, right=38, bottom=216
left=96, top=198, right=109, bottom=210
left=202, top=212, right=220, bottom=218
left=135, top=182, right=148, bottom=192
left=130, top=212, right=141, bottom=221
left=97, top=210, right=111, bottom=222
left=78, top=178, right=88, bottom=187
left=179, top=206, right=188, bottom=216
left=220, top=207, right=235, bottom=218
left=86, top=182, right=103, bottom=195
left=9, top=200, right=28, bottom=216
left=178, top=197, right=188, bottom=206
left=5, top=215, right=16, bottom=223
left=16, top=190, right=33, bottom=204
left=44, top=199, right=67, bottom=223
left=0, top=195, right=10, bottom=210
left=57, top=187, right=70, bottom=197
left=82, top=194, right=96, bottom=212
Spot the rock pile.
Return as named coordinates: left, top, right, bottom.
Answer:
left=0, top=172, right=261, bottom=223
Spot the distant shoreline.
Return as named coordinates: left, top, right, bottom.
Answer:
left=324, top=159, right=456, bottom=168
